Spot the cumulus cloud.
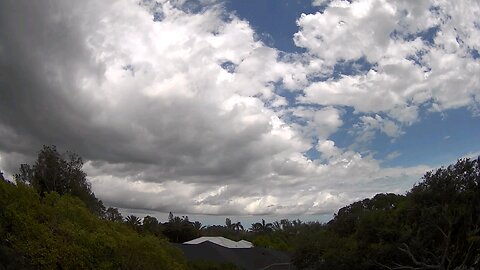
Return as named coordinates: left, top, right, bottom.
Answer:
left=290, top=106, right=344, bottom=139
left=297, top=0, right=480, bottom=126
left=0, top=0, right=477, bottom=218
left=351, top=115, right=404, bottom=145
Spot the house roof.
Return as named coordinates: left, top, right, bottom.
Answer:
left=183, top=236, right=253, bottom=248
left=174, top=241, right=295, bottom=270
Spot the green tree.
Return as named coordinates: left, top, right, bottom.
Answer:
left=250, top=219, right=273, bottom=233
left=0, top=179, right=187, bottom=269
left=292, top=157, right=480, bottom=270
left=192, top=221, right=204, bottom=231
left=232, top=221, right=244, bottom=232
left=125, top=215, right=142, bottom=229
left=105, top=207, right=123, bottom=222
left=14, top=145, right=105, bottom=216
left=163, top=213, right=198, bottom=243
left=393, top=157, right=480, bottom=270
left=225, top=218, right=232, bottom=229
left=142, top=215, right=163, bottom=237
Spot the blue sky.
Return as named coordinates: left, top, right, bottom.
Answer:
left=0, top=0, right=479, bottom=224
left=225, top=0, right=320, bottom=52
left=226, top=0, right=480, bottom=168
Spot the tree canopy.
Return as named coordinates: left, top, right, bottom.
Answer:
left=15, top=145, right=105, bottom=216
left=292, top=157, right=480, bottom=270
left=1, top=145, right=479, bottom=269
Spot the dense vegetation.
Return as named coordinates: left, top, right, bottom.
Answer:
left=0, top=146, right=186, bottom=269
left=1, top=145, right=479, bottom=269
left=290, top=157, right=480, bottom=270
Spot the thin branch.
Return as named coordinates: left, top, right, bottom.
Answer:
left=436, top=225, right=448, bottom=239
left=440, top=230, right=452, bottom=268
left=398, top=243, right=440, bottom=269
left=459, top=241, right=475, bottom=268
left=375, top=261, right=423, bottom=270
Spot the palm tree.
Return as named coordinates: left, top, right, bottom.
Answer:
left=250, top=219, right=273, bottom=233
left=125, top=215, right=141, bottom=228
left=272, top=221, right=282, bottom=231
left=193, top=221, right=205, bottom=231
left=225, top=218, right=244, bottom=232
left=232, top=221, right=244, bottom=232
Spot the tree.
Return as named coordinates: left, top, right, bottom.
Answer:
left=0, top=179, right=188, bottom=269
left=192, top=221, right=205, bottom=232
left=163, top=213, right=197, bottom=243
left=143, top=215, right=161, bottom=236
left=291, top=157, right=480, bottom=270
left=392, top=157, right=480, bottom=270
left=14, top=145, right=105, bottom=216
left=105, top=207, right=123, bottom=222
left=250, top=219, right=273, bottom=233
left=125, top=215, right=142, bottom=229
left=225, top=218, right=243, bottom=232
left=225, top=218, right=232, bottom=229
left=232, top=221, right=244, bottom=232
left=272, top=221, right=282, bottom=231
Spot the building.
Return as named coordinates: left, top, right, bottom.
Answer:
left=183, top=236, right=253, bottom=248
left=175, top=237, right=295, bottom=270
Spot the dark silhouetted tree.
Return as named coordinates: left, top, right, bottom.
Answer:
left=395, top=157, right=480, bottom=270
left=232, top=221, right=244, bottom=232
left=163, top=213, right=197, bottom=243
left=143, top=215, right=163, bottom=237
left=125, top=215, right=142, bottom=229
left=105, top=207, right=123, bottom=222
left=225, top=218, right=232, bottom=229
left=250, top=219, right=273, bottom=233
left=14, top=145, right=105, bottom=216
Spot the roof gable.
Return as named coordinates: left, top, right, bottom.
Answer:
left=184, top=237, right=253, bottom=248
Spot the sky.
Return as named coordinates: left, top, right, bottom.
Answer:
left=0, top=0, right=479, bottom=225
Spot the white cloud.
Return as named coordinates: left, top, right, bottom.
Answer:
left=312, top=0, right=330, bottom=7
left=385, top=151, right=401, bottom=161
left=0, top=0, right=477, bottom=218
left=291, top=106, right=344, bottom=139
left=297, top=0, right=480, bottom=130
left=353, top=115, right=404, bottom=144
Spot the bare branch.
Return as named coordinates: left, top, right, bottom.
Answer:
left=375, top=261, right=423, bottom=270
left=398, top=243, right=440, bottom=269
left=436, top=225, right=448, bottom=239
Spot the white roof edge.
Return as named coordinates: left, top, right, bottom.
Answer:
left=184, top=237, right=253, bottom=248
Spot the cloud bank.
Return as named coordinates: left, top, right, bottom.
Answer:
left=0, top=0, right=478, bottom=216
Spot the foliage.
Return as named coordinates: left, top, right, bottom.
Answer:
left=14, top=145, right=105, bottom=216
left=3, top=146, right=479, bottom=269
left=292, top=157, right=480, bottom=270
left=252, top=233, right=290, bottom=251
left=105, top=207, right=123, bottom=222
left=187, top=260, right=240, bottom=270
left=0, top=180, right=187, bottom=270
left=125, top=215, right=142, bottom=229
left=163, top=213, right=201, bottom=243
left=250, top=219, right=273, bottom=233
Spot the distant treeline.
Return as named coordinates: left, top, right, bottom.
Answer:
left=1, top=145, right=479, bottom=269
